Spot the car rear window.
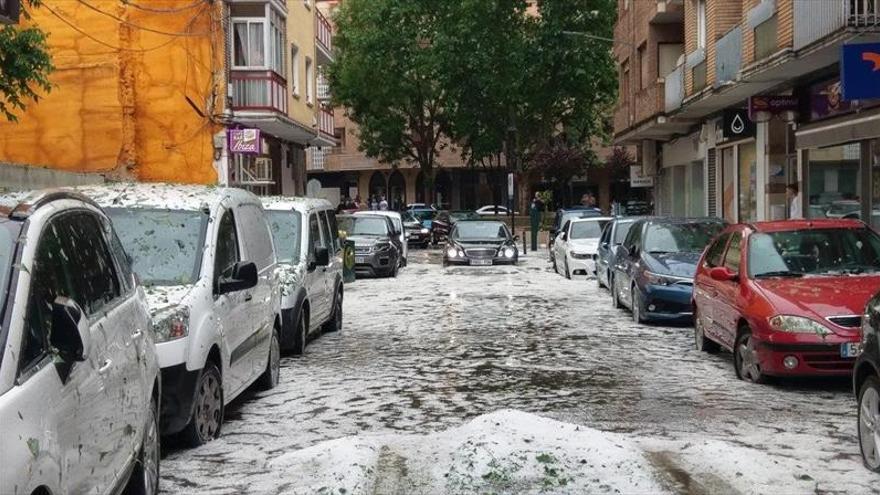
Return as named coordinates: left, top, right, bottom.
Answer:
left=267, top=210, right=302, bottom=264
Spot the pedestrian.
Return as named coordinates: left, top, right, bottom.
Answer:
left=370, top=195, right=378, bottom=211
left=379, top=195, right=389, bottom=211
left=787, top=183, right=803, bottom=219
left=354, top=195, right=362, bottom=209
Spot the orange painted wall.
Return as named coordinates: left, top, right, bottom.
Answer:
left=0, top=1, right=225, bottom=184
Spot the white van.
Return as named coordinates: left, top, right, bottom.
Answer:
left=262, top=197, right=343, bottom=355
left=83, top=184, right=282, bottom=447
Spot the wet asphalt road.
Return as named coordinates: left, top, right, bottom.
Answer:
left=160, top=249, right=878, bottom=494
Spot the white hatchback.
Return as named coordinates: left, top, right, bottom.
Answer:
left=0, top=190, right=161, bottom=494
left=84, top=184, right=282, bottom=447
left=552, top=217, right=612, bottom=279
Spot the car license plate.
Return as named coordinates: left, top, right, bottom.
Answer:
left=841, top=342, right=862, bottom=358
left=355, top=256, right=366, bottom=264
left=470, top=259, right=492, bottom=266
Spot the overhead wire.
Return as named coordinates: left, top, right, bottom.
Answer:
left=120, top=0, right=206, bottom=14
left=76, top=0, right=213, bottom=37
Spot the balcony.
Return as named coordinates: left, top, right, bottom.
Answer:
left=316, top=8, right=333, bottom=63
left=318, top=106, right=335, bottom=139
left=665, top=64, right=684, bottom=113
left=794, top=0, right=880, bottom=50
left=317, top=72, right=331, bottom=101
left=231, top=70, right=288, bottom=114
left=715, top=27, right=742, bottom=85
left=650, top=0, right=684, bottom=24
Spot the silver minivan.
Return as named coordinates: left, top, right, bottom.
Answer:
left=263, top=197, right=344, bottom=355
left=0, top=190, right=161, bottom=494
left=84, top=184, right=282, bottom=447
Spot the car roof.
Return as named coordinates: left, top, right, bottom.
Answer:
left=0, top=188, right=103, bottom=221
left=569, top=216, right=613, bottom=223
left=262, top=195, right=333, bottom=213
left=642, top=216, right=725, bottom=225
left=749, top=218, right=866, bottom=233
left=78, top=182, right=260, bottom=211
left=355, top=210, right=401, bottom=219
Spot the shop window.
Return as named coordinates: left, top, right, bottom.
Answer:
left=738, top=142, right=757, bottom=222
left=807, top=143, right=861, bottom=220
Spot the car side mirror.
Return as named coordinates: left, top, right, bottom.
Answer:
left=315, top=247, right=330, bottom=267
left=51, top=297, right=89, bottom=362
left=601, top=241, right=609, bottom=249
left=219, top=261, right=259, bottom=294
left=513, top=235, right=520, bottom=241
left=709, top=266, right=738, bottom=282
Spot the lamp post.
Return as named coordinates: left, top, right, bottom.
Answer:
left=506, top=121, right=518, bottom=239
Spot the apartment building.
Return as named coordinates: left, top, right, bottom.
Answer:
left=0, top=0, right=334, bottom=194
left=615, top=0, right=880, bottom=223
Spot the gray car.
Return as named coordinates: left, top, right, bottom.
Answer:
left=338, top=214, right=402, bottom=277
left=595, top=217, right=639, bottom=289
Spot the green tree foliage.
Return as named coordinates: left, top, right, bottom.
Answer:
left=0, top=1, right=53, bottom=122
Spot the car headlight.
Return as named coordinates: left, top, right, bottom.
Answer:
left=570, top=252, right=591, bottom=260
left=862, top=312, right=876, bottom=347
left=447, top=247, right=458, bottom=258
left=503, top=247, right=516, bottom=258
left=373, top=242, right=391, bottom=252
left=421, top=228, right=430, bottom=234
left=153, top=308, right=189, bottom=343
left=768, top=315, right=832, bottom=336
left=644, top=271, right=673, bottom=286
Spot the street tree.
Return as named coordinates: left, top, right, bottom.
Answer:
left=329, top=0, right=450, bottom=201
left=0, top=1, right=53, bottom=122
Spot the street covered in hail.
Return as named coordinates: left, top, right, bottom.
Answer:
left=158, top=249, right=877, bottom=494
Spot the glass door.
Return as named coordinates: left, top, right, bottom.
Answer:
left=738, top=142, right=757, bottom=222
left=721, top=147, right=736, bottom=222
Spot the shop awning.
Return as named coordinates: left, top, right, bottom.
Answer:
left=232, top=111, right=319, bottom=146
left=796, top=106, right=880, bottom=149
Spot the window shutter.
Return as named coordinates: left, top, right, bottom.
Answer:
left=707, top=148, right=717, bottom=217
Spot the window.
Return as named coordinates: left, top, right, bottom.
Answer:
left=270, top=9, right=286, bottom=75
left=754, top=15, right=778, bottom=61
left=334, top=127, right=346, bottom=148
left=326, top=211, right=341, bottom=252
left=291, top=44, right=301, bottom=96
left=214, top=210, right=241, bottom=286
left=232, top=20, right=265, bottom=68
left=658, top=43, right=684, bottom=78
left=64, top=213, right=121, bottom=315
left=704, top=232, right=731, bottom=268
left=267, top=211, right=303, bottom=264
left=638, top=43, right=648, bottom=90
left=108, top=229, right=134, bottom=295
left=238, top=205, right=275, bottom=270
left=318, top=211, right=333, bottom=253
left=620, top=59, right=630, bottom=102
left=696, top=0, right=707, bottom=49
left=308, top=213, right=326, bottom=264
left=305, top=56, right=314, bottom=104
left=231, top=7, right=286, bottom=73
left=723, top=233, right=742, bottom=273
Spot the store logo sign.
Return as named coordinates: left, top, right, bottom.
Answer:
left=722, top=109, right=755, bottom=140
left=841, top=42, right=880, bottom=100
left=228, top=128, right=261, bottom=154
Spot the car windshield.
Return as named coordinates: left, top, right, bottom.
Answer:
left=411, top=210, right=435, bottom=221
left=454, top=222, right=508, bottom=240
left=828, top=202, right=859, bottom=215
left=644, top=222, right=724, bottom=254
left=613, top=221, right=634, bottom=245
left=106, top=208, right=207, bottom=286
left=343, top=217, right=389, bottom=236
left=570, top=221, right=607, bottom=240
left=749, top=228, right=880, bottom=277
left=267, top=211, right=302, bottom=264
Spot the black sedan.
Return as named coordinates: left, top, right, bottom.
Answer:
left=443, top=220, right=518, bottom=266
left=856, top=291, right=880, bottom=472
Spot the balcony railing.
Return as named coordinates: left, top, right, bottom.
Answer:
left=317, top=72, right=331, bottom=100
left=316, top=8, right=332, bottom=55
left=665, top=64, right=684, bottom=113
left=308, top=148, right=325, bottom=171
left=319, top=106, right=334, bottom=138
left=715, top=26, right=742, bottom=85
left=231, top=70, right=288, bottom=114
left=794, top=0, right=879, bottom=51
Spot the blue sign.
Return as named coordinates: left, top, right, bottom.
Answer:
left=841, top=42, right=880, bottom=101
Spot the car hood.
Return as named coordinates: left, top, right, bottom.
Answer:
left=569, top=239, right=599, bottom=253
left=348, top=234, right=389, bottom=246
left=755, top=275, right=880, bottom=323
left=404, top=222, right=423, bottom=230
left=643, top=252, right=701, bottom=278
left=454, top=239, right=506, bottom=248
left=143, top=284, right=196, bottom=317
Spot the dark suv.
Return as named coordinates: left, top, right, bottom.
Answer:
left=856, top=292, right=880, bottom=472
left=338, top=214, right=402, bottom=277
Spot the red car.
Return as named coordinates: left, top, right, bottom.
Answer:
left=692, top=219, right=880, bottom=383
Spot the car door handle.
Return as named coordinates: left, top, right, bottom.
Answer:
left=131, top=329, right=143, bottom=340
left=98, top=359, right=113, bottom=375
left=244, top=294, right=253, bottom=302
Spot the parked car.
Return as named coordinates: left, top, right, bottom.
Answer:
left=552, top=217, right=612, bottom=279
left=856, top=290, right=880, bottom=472
left=476, top=205, right=518, bottom=216
left=404, top=213, right=432, bottom=247
left=610, top=217, right=725, bottom=323
left=549, top=207, right=605, bottom=262
left=826, top=200, right=861, bottom=219
left=596, top=217, right=639, bottom=289
left=444, top=220, right=518, bottom=266
left=337, top=214, right=402, bottom=277
left=0, top=190, right=161, bottom=494
left=431, top=210, right=482, bottom=245
left=409, top=207, right=437, bottom=231
left=693, top=219, right=880, bottom=384
left=263, top=197, right=344, bottom=356
left=356, top=210, right=407, bottom=266
left=84, top=183, right=282, bottom=446
left=406, top=203, right=436, bottom=211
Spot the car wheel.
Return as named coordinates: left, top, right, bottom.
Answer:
left=292, top=308, right=307, bottom=356
left=323, top=288, right=343, bottom=333
left=611, top=275, right=623, bottom=309
left=564, top=258, right=571, bottom=279
left=734, top=328, right=766, bottom=384
left=596, top=269, right=605, bottom=289
left=181, top=362, right=224, bottom=447
left=631, top=284, right=645, bottom=323
left=126, top=397, right=160, bottom=495
left=258, top=328, right=281, bottom=390
left=694, top=306, right=720, bottom=353
left=858, top=376, right=880, bottom=472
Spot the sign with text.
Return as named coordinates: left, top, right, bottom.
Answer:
left=748, top=95, right=799, bottom=120
left=810, top=78, right=852, bottom=120
left=721, top=109, right=755, bottom=141
left=0, top=0, right=20, bottom=25
left=842, top=42, right=880, bottom=101
left=630, top=166, right=654, bottom=188
left=228, top=128, right=261, bottom=154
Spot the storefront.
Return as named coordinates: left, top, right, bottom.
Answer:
left=659, top=131, right=706, bottom=217
left=796, top=77, right=880, bottom=229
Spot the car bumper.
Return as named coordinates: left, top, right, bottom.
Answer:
left=567, top=256, right=595, bottom=275
left=445, top=257, right=518, bottom=266
left=407, top=231, right=430, bottom=245
left=755, top=335, right=860, bottom=377
left=159, top=363, right=200, bottom=435
left=641, top=283, right=694, bottom=321
left=353, top=251, right=397, bottom=276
